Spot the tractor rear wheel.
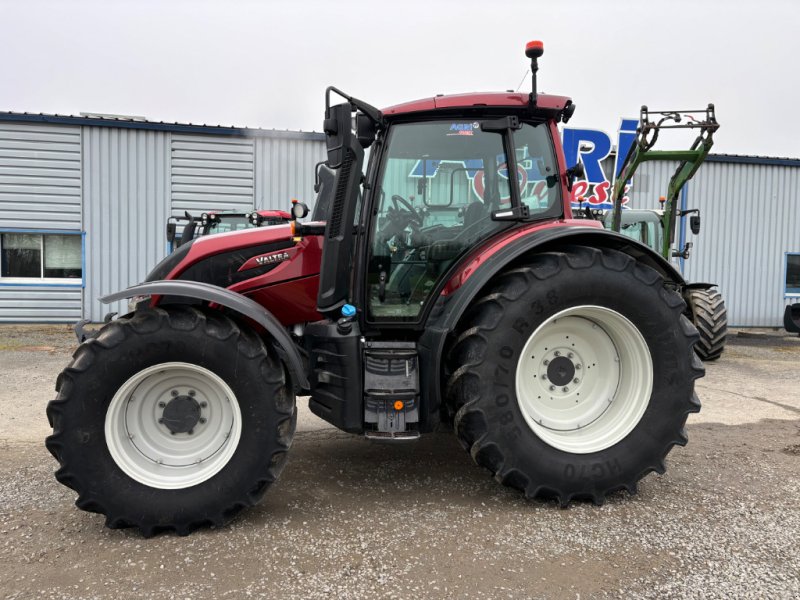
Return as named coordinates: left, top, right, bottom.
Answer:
left=445, top=246, right=703, bottom=505
left=686, top=288, right=727, bottom=361
left=46, top=306, right=296, bottom=536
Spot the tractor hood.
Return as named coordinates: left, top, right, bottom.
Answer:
left=145, top=223, right=296, bottom=285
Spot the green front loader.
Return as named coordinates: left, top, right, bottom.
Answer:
left=606, top=105, right=727, bottom=360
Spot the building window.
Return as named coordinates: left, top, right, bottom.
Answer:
left=787, top=253, right=800, bottom=296
left=0, top=232, right=82, bottom=282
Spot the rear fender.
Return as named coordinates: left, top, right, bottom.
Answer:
left=101, top=280, right=309, bottom=390
left=434, top=226, right=685, bottom=332
left=417, top=226, right=686, bottom=430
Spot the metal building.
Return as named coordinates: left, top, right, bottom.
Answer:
left=623, top=155, right=800, bottom=327
left=0, top=113, right=325, bottom=322
left=0, top=111, right=798, bottom=326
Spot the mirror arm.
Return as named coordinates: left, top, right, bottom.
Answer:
left=326, top=86, right=384, bottom=126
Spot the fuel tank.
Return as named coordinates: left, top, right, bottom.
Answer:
left=146, top=223, right=324, bottom=326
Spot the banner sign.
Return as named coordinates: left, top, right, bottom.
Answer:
left=563, top=119, right=638, bottom=209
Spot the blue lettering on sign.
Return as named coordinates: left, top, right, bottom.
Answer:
left=562, top=119, right=636, bottom=209
left=562, top=128, right=612, bottom=183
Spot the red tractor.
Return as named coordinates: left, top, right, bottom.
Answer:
left=47, top=42, right=703, bottom=536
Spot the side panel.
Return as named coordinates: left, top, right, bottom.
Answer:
left=243, top=275, right=323, bottom=325
left=150, top=225, right=323, bottom=326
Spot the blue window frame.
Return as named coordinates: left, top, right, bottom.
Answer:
left=0, top=229, right=84, bottom=288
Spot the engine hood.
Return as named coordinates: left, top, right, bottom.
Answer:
left=144, top=223, right=295, bottom=285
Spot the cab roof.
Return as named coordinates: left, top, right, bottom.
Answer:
left=382, top=92, right=571, bottom=118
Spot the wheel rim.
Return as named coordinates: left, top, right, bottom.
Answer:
left=105, top=362, right=242, bottom=489
left=515, top=306, right=653, bottom=454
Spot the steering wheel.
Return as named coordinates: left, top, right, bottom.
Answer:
left=391, top=194, right=423, bottom=227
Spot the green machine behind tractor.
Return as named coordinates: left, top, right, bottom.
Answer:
left=580, top=105, right=727, bottom=361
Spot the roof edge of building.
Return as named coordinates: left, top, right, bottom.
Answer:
left=0, top=111, right=326, bottom=142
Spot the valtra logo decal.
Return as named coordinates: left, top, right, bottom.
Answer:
left=238, top=250, right=291, bottom=272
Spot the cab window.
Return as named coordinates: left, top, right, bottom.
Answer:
left=366, top=120, right=512, bottom=321
left=512, top=122, right=561, bottom=215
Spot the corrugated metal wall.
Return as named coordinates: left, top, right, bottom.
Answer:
left=0, top=122, right=83, bottom=322
left=254, top=137, right=326, bottom=210
left=0, top=286, right=81, bottom=322
left=614, top=159, right=800, bottom=326
left=171, top=135, right=255, bottom=216
left=83, top=127, right=171, bottom=320
left=0, top=122, right=81, bottom=229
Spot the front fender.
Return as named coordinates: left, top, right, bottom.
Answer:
left=101, top=280, right=309, bottom=390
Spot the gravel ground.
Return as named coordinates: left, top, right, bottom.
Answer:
left=0, top=325, right=799, bottom=599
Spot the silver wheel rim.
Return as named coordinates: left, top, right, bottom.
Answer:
left=105, top=362, right=242, bottom=489
left=515, top=306, right=653, bottom=454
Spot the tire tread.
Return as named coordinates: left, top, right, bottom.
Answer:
left=45, top=306, right=296, bottom=537
left=446, top=245, right=704, bottom=506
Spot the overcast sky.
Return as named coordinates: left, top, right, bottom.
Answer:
left=2, top=0, right=798, bottom=157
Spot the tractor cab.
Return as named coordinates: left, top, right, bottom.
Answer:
left=309, top=81, right=576, bottom=326
left=363, top=115, right=563, bottom=320
left=602, top=208, right=665, bottom=251
left=296, top=42, right=583, bottom=436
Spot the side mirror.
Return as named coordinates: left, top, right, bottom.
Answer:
left=690, top=214, right=701, bottom=235
left=313, top=160, right=328, bottom=193
left=166, top=221, right=176, bottom=244
left=565, top=162, right=585, bottom=192
left=356, top=113, right=376, bottom=149
left=323, top=102, right=353, bottom=169
left=672, top=241, right=693, bottom=260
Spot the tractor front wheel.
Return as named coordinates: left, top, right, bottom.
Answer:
left=686, top=287, right=727, bottom=361
left=46, top=306, right=296, bottom=536
left=445, top=246, right=703, bottom=505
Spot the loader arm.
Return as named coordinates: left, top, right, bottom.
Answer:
left=610, top=104, right=719, bottom=258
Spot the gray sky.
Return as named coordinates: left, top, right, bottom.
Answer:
left=2, top=0, right=798, bottom=157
